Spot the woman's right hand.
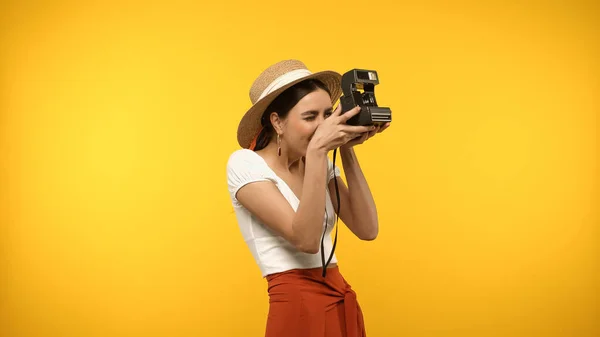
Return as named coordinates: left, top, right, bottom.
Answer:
left=308, top=105, right=376, bottom=153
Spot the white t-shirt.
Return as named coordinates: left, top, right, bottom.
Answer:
left=226, top=149, right=342, bottom=277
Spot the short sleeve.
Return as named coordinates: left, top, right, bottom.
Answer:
left=328, top=157, right=342, bottom=182
left=226, top=149, right=279, bottom=207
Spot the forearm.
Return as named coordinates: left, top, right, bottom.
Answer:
left=291, top=147, right=328, bottom=253
left=340, top=147, right=379, bottom=239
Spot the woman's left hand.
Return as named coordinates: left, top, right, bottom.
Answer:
left=341, top=122, right=390, bottom=149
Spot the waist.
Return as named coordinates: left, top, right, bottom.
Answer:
left=266, top=263, right=338, bottom=279
left=265, top=265, right=349, bottom=298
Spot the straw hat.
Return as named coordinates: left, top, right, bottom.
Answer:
left=237, top=59, right=343, bottom=149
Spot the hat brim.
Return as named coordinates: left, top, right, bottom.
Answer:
left=237, top=71, right=342, bottom=149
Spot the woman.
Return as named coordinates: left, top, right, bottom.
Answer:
left=226, top=60, right=389, bottom=337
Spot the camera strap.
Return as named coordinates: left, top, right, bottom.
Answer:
left=321, top=148, right=340, bottom=277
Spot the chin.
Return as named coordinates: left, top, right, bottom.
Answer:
left=292, top=140, right=310, bottom=158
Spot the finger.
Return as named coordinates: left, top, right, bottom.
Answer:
left=338, top=106, right=362, bottom=122
left=360, top=132, right=369, bottom=142
left=368, top=128, right=378, bottom=138
left=342, top=124, right=375, bottom=134
left=347, top=132, right=363, bottom=143
left=378, top=122, right=390, bottom=133
left=372, top=125, right=381, bottom=136
left=349, top=132, right=368, bottom=146
left=331, top=103, right=343, bottom=117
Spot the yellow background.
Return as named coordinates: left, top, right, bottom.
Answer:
left=1, top=0, right=597, bottom=336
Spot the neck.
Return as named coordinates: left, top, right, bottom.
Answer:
left=260, top=140, right=302, bottom=173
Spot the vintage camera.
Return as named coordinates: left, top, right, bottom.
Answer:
left=339, top=69, right=392, bottom=126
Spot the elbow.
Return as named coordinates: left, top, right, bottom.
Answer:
left=292, top=234, right=321, bottom=254
left=358, top=223, right=379, bottom=241
left=296, top=240, right=320, bottom=254
left=360, top=231, right=378, bottom=241
left=301, top=246, right=320, bottom=254
left=290, top=221, right=323, bottom=254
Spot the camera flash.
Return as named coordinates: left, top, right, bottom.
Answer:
left=368, top=72, right=377, bottom=80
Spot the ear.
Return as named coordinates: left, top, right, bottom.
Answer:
left=269, top=112, right=284, bottom=135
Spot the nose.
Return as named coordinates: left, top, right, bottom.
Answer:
left=315, top=114, right=326, bottom=125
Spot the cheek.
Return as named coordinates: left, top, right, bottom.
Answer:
left=299, top=122, right=317, bottom=137
left=286, top=120, right=318, bottom=148
left=290, top=122, right=315, bottom=140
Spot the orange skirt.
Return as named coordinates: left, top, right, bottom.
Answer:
left=264, top=266, right=366, bottom=337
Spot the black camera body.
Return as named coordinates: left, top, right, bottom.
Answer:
left=339, top=69, right=392, bottom=126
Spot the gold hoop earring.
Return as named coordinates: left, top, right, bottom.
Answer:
left=277, top=133, right=281, bottom=156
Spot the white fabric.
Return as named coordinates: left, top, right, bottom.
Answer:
left=226, top=149, right=342, bottom=277
left=257, top=68, right=313, bottom=101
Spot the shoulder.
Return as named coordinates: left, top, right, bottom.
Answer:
left=226, top=149, right=263, bottom=169
left=227, top=149, right=277, bottom=188
left=226, top=149, right=278, bottom=203
left=227, top=149, right=275, bottom=179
